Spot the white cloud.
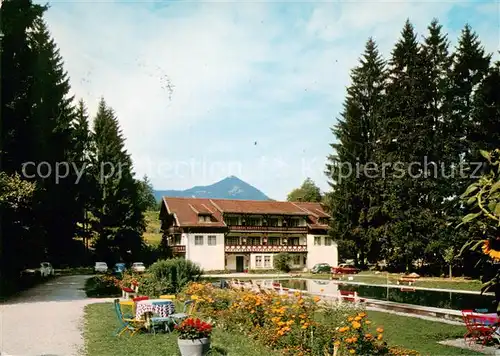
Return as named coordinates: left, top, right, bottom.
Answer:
left=41, top=0, right=499, bottom=200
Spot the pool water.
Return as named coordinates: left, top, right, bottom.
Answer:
left=263, top=279, right=496, bottom=312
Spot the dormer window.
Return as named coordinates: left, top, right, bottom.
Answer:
left=198, top=214, right=211, bottom=223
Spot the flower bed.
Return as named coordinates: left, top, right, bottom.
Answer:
left=181, top=282, right=419, bottom=356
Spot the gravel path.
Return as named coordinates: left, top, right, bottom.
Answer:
left=0, top=275, right=114, bottom=356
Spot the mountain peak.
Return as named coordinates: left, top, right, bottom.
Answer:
left=154, top=176, right=270, bottom=201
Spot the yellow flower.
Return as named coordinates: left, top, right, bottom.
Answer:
left=358, top=312, right=366, bottom=318
left=334, top=341, right=340, bottom=347
left=354, top=316, right=362, bottom=321
left=349, top=349, right=355, bottom=354
left=339, top=326, right=350, bottom=333
left=352, top=321, right=361, bottom=329
left=348, top=316, right=354, bottom=322
left=378, top=334, right=383, bottom=340
left=365, top=320, right=371, bottom=325
left=313, top=296, right=321, bottom=303
left=376, top=327, right=384, bottom=333
left=483, top=240, right=500, bottom=261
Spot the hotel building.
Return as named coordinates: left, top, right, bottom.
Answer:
left=159, top=197, right=338, bottom=272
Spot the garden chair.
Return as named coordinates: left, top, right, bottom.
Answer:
left=113, top=299, right=146, bottom=336
left=149, top=300, right=176, bottom=335
left=159, top=294, right=176, bottom=300
left=169, top=300, right=195, bottom=326
left=462, top=310, right=498, bottom=346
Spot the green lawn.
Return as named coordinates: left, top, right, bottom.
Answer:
left=84, top=303, right=280, bottom=356
left=367, top=311, right=478, bottom=355
left=84, top=303, right=475, bottom=356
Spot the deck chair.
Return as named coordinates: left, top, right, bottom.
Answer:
left=113, top=299, right=147, bottom=336
left=462, top=310, right=498, bottom=346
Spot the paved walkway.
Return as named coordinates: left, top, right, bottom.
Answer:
left=0, top=275, right=113, bottom=356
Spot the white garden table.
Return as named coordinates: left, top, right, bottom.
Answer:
left=135, top=299, right=175, bottom=320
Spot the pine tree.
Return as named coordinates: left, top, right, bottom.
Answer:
left=91, top=98, right=146, bottom=263
left=72, top=99, right=96, bottom=253
left=377, top=20, right=431, bottom=271
left=1, top=0, right=46, bottom=293
left=325, top=38, right=387, bottom=266
left=27, top=17, right=80, bottom=265
left=418, top=19, right=455, bottom=268
left=137, top=175, right=157, bottom=211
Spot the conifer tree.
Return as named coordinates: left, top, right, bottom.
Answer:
left=325, top=38, right=386, bottom=266
left=91, top=98, right=146, bottom=263
left=28, top=17, right=80, bottom=265
left=376, top=20, right=431, bottom=270
left=72, top=99, right=95, bottom=252
left=1, top=0, right=46, bottom=290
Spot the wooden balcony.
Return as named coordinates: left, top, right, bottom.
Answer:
left=168, top=226, right=183, bottom=234
left=171, top=245, right=186, bottom=253
left=228, top=225, right=307, bottom=233
left=225, top=245, right=307, bottom=253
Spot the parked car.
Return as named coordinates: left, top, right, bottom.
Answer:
left=311, top=263, right=332, bottom=274
left=331, top=264, right=360, bottom=275
left=22, top=262, right=54, bottom=278
left=94, top=262, right=108, bottom=273
left=113, top=263, right=127, bottom=275
left=40, top=262, right=54, bottom=277
left=131, top=262, right=146, bottom=273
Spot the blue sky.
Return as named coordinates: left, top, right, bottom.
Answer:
left=42, top=0, right=499, bottom=200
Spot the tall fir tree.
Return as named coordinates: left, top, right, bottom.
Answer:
left=376, top=20, right=432, bottom=270
left=418, top=19, right=456, bottom=267
left=325, top=38, right=387, bottom=266
left=1, top=0, right=46, bottom=291
left=72, top=99, right=96, bottom=253
left=91, top=98, right=146, bottom=264
left=27, top=18, right=80, bottom=265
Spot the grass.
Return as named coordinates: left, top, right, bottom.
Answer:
left=367, top=311, right=478, bottom=355
left=143, top=210, right=162, bottom=246
left=84, top=302, right=280, bottom=356
left=84, top=302, right=476, bottom=356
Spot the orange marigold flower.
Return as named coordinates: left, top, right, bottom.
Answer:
left=358, top=312, right=366, bottom=317
left=365, top=320, right=372, bottom=325
left=352, top=321, right=361, bottom=329
left=313, top=296, right=321, bottom=303
left=348, top=316, right=354, bottom=322
left=354, top=316, right=362, bottom=321
left=376, top=327, right=384, bottom=333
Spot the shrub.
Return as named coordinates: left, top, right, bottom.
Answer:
left=274, top=253, right=292, bottom=273
left=135, top=258, right=203, bottom=297
left=84, top=275, right=121, bottom=297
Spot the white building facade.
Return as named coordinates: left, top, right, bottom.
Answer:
left=160, top=198, right=338, bottom=272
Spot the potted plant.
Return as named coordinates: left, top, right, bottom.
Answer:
left=175, top=317, right=212, bottom=356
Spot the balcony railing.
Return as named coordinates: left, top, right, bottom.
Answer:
left=171, top=245, right=186, bottom=253
left=225, top=245, right=307, bottom=253
left=168, top=227, right=182, bottom=234
left=228, top=225, right=307, bottom=233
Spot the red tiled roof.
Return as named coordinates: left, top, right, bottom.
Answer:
left=162, top=197, right=226, bottom=227
left=291, top=202, right=330, bottom=229
left=161, top=197, right=331, bottom=228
